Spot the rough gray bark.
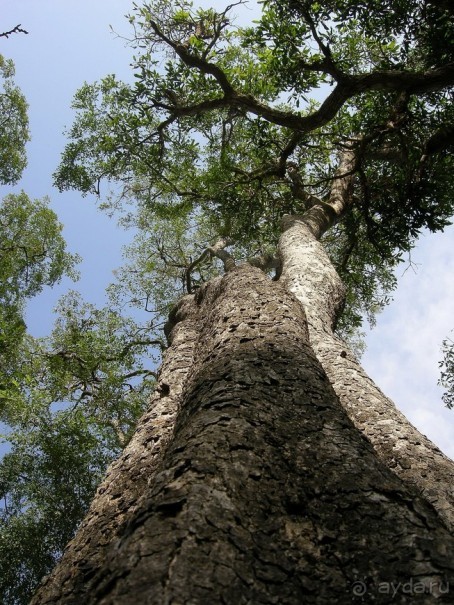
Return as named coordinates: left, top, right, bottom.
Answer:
left=32, top=263, right=454, bottom=605
left=31, top=141, right=454, bottom=602
left=30, top=295, right=199, bottom=603
left=279, top=215, right=454, bottom=531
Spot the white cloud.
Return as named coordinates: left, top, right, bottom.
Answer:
left=363, top=226, right=454, bottom=460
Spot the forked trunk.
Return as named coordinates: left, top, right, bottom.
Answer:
left=32, top=258, right=454, bottom=604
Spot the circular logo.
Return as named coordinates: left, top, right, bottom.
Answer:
left=352, top=581, right=367, bottom=596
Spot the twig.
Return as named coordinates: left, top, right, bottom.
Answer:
left=0, top=24, right=28, bottom=38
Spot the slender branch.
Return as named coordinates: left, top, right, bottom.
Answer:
left=357, top=165, right=388, bottom=257
left=200, top=2, right=244, bottom=60
left=0, top=25, right=28, bottom=38
left=299, top=8, right=343, bottom=80
left=122, top=369, right=158, bottom=381
left=149, top=20, right=234, bottom=95
left=339, top=232, right=358, bottom=273
left=286, top=162, right=324, bottom=208
left=186, top=249, right=211, bottom=293
left=107, top=417, right=128, bottom=448
left=104, top=338, right=166, bottom=361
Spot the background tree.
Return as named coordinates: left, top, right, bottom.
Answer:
left=0, top=192, right=79, bottom=403
left=0, top=53, right=29, bottom=184
left=0, top=52, right=155, bottom=603
left=11, top=0, right=454, bottom=602
left=0, top=293, right=158, bottom=603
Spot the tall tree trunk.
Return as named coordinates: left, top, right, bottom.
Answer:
left=32, top=255, right=454, bottom=603
left=280, top=215, right=454, bottom=530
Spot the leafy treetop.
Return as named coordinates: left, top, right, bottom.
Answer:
left=0, top=54, right=29, bottom=184
left=55, top=0, right=454, bottom=339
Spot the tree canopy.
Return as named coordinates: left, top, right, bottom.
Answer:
left=0, top=96, right=84, bottom=600
left=55, top=0, right=454, bottom=338
left=0, top=297, right=157, bottom=603
left=0, top=54, right=153, bottom=602
left=0, top=192, right=79, bottom=392
left=0, top=54, right=29, bottom=184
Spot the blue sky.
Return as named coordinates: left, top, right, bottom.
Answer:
left=1, top=0, right=135, bottom=333
left=1, top=0, right=453, bottom=459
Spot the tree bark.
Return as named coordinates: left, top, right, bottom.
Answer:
left=29, top=294, right=200, bottom=603
left=279, top=215, right=454, bottom=531
left=32, top=258, right=454, bottom=604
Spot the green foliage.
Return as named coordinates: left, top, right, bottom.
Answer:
left=0, top=55, right=30, bottom=185
left=0, top=44, right=155, bottom=604
left=0, top=407, right=114, bottom=605
left=0, top=55, right=157, bottom=602
left=257, top=0, right=454, bottom=72
left=439, top=336, right=454, bottom=410
left=322, top=213, right=398, bottom=341
left=0, top=193, right=79, bottom=304
left=108, top=206, right=228, bottom=325
left=44, top=291, right=158, bottom=443
left=0, top=192, right=80, bottom=415
left=0, top=193, right=88, bottom=602
left=53, top=0, right=454, bottom=347
left=0, top=291, right=158, bottom=603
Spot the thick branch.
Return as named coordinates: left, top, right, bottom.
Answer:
left=417, top=124, right=454, bottom=177
left=366, top=145, right=407, bottom=163
left=231, top=63, right=454, bottom=131
left=300, top=146, right=358, bottom=240
left=424, top=124, right=454, bottom=156
left=185, top=237, right=235, bottom=293
left=146, top=21, right=454, bottom=136
left=155, top=96, right=228, bottom=123
left=247, top=253, right=281, bottom=273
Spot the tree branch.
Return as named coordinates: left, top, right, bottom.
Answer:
left=149, top=20, right=234, bottom=95
left=145, top=18, right=454, bottom=137
left=0, top=24, right=28, bottom=38
left=104, top=338, right=166, bottom=361
left=299, top=7, right=343, bottom=80
left=247, top=253, right=281, bottom=273
left=185, top=237, right=235, bottom=293
left=300, top=146, right=358, bottom=239
left=121, top=369, right=158, bottom=381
